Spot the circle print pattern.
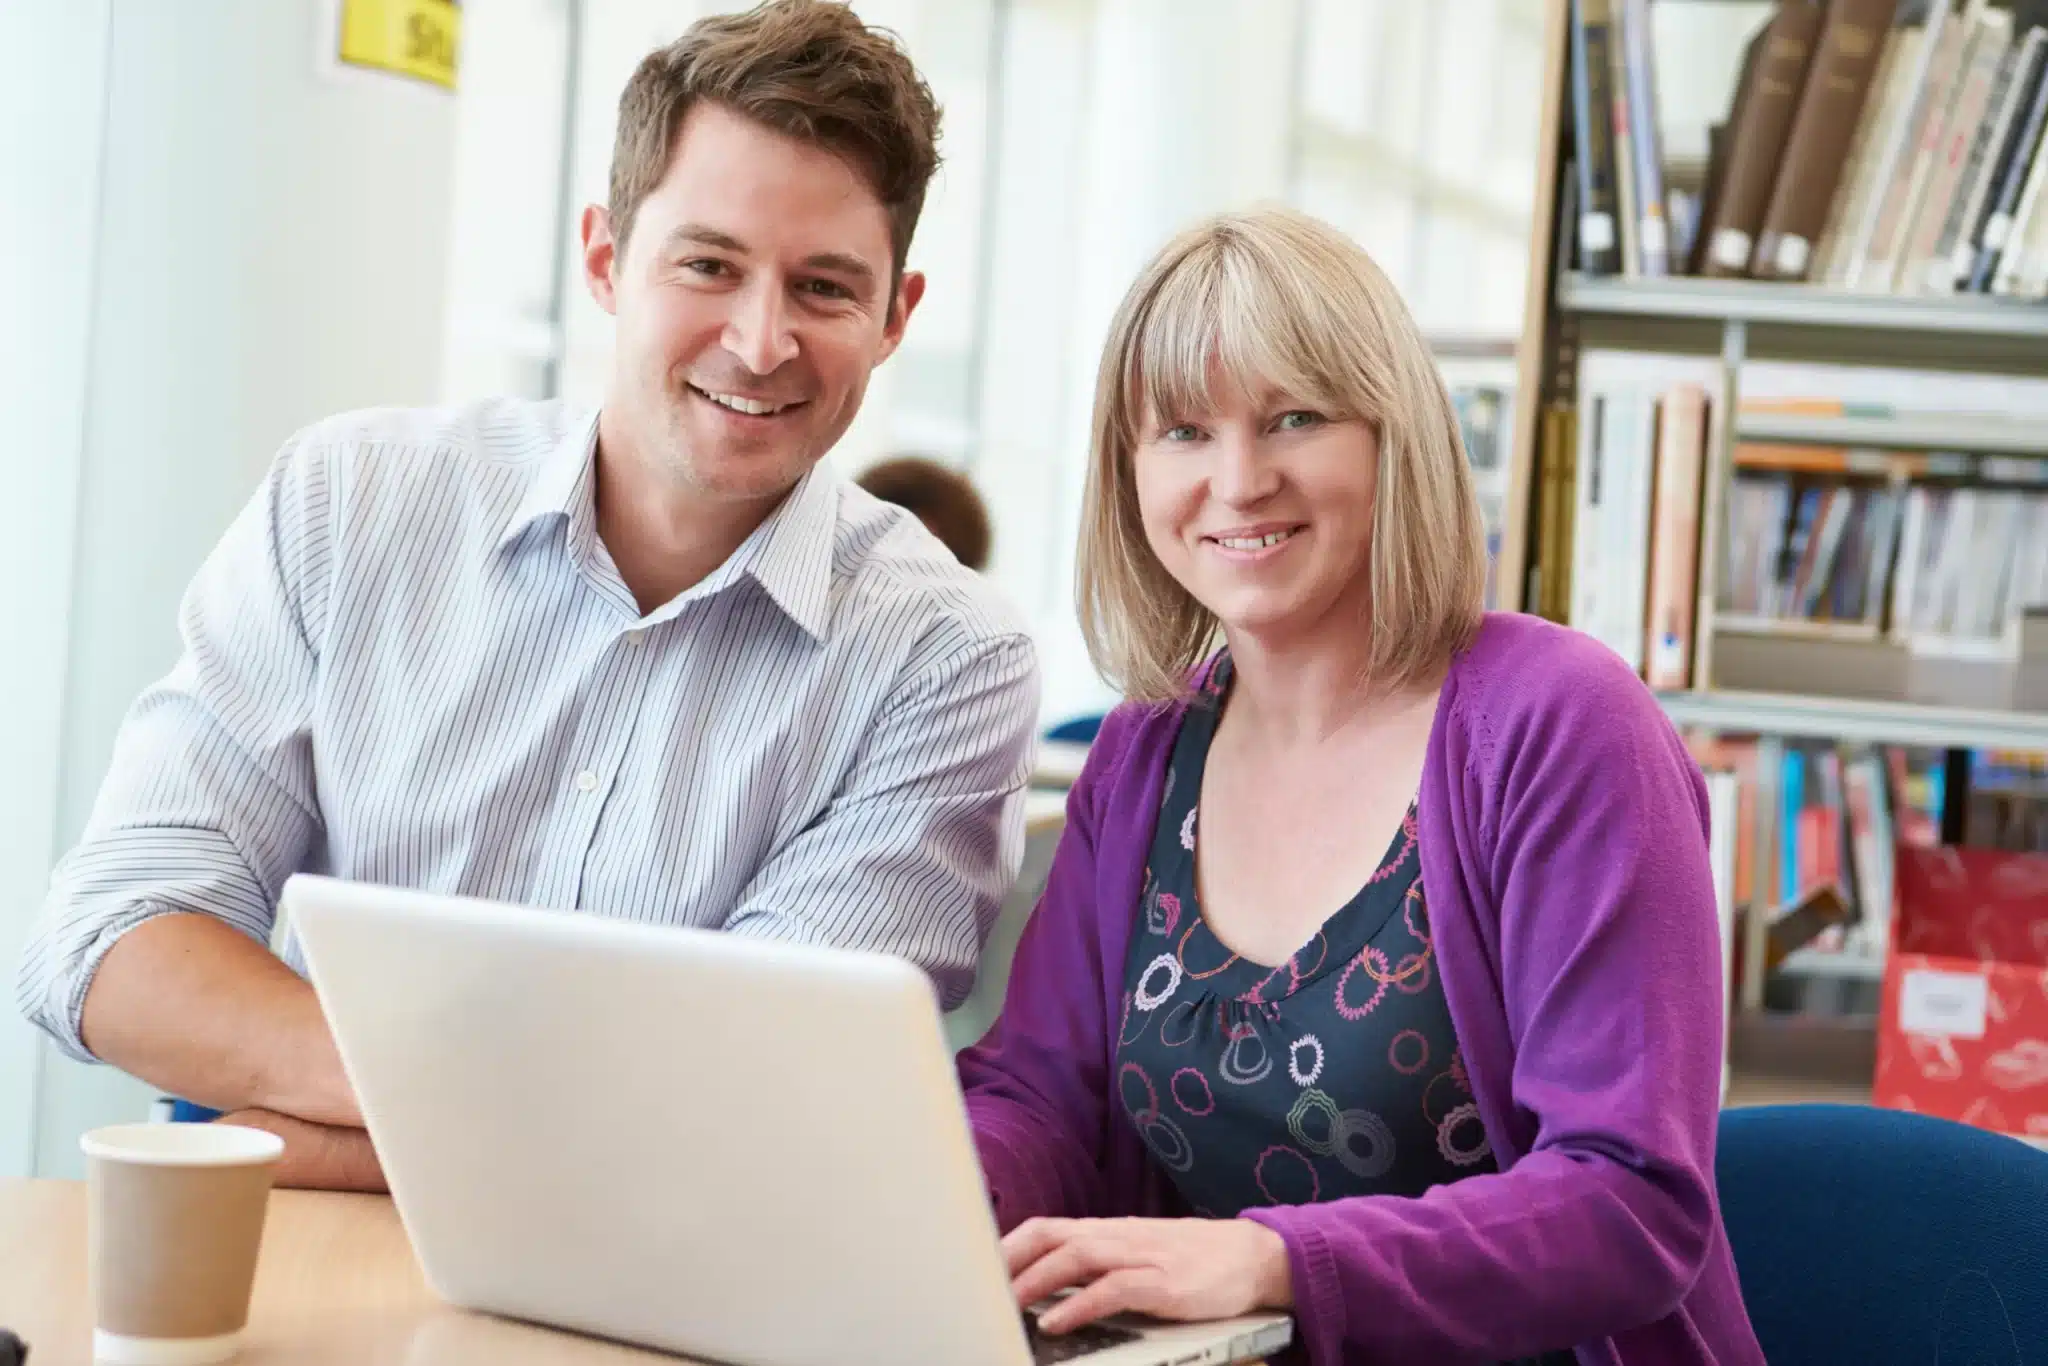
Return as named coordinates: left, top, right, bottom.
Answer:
left=1285, top=1089, right=1341, bottom=1156
left=1287, top=1034, right=1324, bottom=1087
left=1286, top=934, right=1329, bottom=993
left=1388, top=1029, right=1429, bottom=1075
left=1171, top=1067, right=1215, bottom=1117
left=1118, top=992, right=1148, bottom=1048
left=1333, top=1109, right=1396, bottom=1179
left=1140, top=1112, right=1195, bottom=1172
left=1254, top=1144, right=1320, bottom=1205
left=1158, top=999, right=1201, bottom=1048
left=1118, top=1061, right=1159, bottom=1121
left=1218, top=1029, right=1272, bottom=1086
left=1392, top=950, right=1434, bottom=996
left=1333, top=947, right=1392, bottom=1020
left=1147, top=888, right=1182, bottom=938
left=1403, top=883, right=1429, bottom=942
left=1437, top=1102, right=1491, bottom=1167
left=1133, top=954, right=1182, bottom=1011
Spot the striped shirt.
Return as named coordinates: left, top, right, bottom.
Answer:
left=17, top=398, right=1040, bottom=1062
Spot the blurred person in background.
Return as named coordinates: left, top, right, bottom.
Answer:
left=956, top=207, right=1763, bottom=1366
left=858, top=454, right=993, bottom=570
left=18, top=0, right=1037, bottom=1192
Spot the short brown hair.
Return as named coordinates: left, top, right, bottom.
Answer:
left=608, top=0, right=941, bottom=277
left=1078, top=206, right=1486, bottom=703
left=858, top=456, right=992, bottom=570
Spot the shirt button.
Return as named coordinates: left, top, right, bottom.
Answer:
left=625, top=629, right=645, bottom=646
left=575, top=770, right=599, bottom=794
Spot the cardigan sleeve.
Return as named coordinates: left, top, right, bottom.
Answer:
left=955, top=719, right=1127, bottom=1232
left=1243, top=650, right=1725, bottom=1363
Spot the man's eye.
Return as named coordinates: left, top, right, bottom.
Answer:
left=803, top=279, right=854, bottom=300
left=684, top=258, right=730, bottom=277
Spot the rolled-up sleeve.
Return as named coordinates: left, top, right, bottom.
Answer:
left=723, top=631, right=1040, bottom=1009
left=15, top=437, right=331, bottom=1061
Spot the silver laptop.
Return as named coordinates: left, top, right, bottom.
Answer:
left=286, top=874, right=1292, bottom=1366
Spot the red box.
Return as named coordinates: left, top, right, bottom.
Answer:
left=1874, top=845, right=2048, bottom=1143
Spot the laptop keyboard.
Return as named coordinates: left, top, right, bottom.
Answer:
left=1024, top=1311, right=1143, bottom=1363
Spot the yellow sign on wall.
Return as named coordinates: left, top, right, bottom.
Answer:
left=337, top=0, right=461, bottom=92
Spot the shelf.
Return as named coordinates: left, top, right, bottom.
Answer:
left=1713, top=616, right=1883, bottom=644
left=1777, top=948, right=1886, bottom=982
left=1735, top=410, right=2048, bottom=456
left=1656, top=688, right=2048, bottom=752
left=1558, top=273, right=2048, bottom=340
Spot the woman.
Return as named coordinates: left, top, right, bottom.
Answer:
left=956, top=207, right=1763, bottom=1366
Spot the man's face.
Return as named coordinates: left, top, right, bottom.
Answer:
left=582, top=102, right=924, bottom=503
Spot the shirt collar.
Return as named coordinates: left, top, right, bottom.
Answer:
left=497, top=409, right=600, bottom=551
left=497, top=412, right=839, bottom=643
left=709, top=464, right=838, bottom=643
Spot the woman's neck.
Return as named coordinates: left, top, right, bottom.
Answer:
left=1220, top=627, right=1442, bottom=750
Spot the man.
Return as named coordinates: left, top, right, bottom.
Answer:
left=16, top=0, right=1038, bottom=1191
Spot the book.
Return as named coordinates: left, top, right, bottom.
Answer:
left=1811, top=26, right=1912, bottom=283
left=1645, top=385, right=1709, bottom=689
left=2011, top=139, right=2048, bottom=293
left=1964, top=27, right=2048, bottom=289
left=1569, top=0, right=1624, bottom=275
left=1838, top=0, right=1954, bottom=288
left=1922, top=26, right=2038, bottom=292
left=1943, top=26, right=2048, bottom=289
left=1609, top=0, right=1642, bottom=277
left=1755, top=0, right=1904, bottom=280
left=1991, top=93, right=2048, bottom=291
left=1570, top=351, right=1723, bottom=676
left=1855, top=0, right=1978, bottom=291
left=1618, top=0, right=1672, bottom=275
left=1704, top=765, right=1739, bottom=1099
left=1894, top=7, right=2013, bottom=293
left=1700, top=1, right=1826, bottom=278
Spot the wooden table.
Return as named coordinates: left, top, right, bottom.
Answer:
left=0, top=1181, right=684, bottom=1364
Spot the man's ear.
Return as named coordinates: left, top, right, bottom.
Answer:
left=874, top=270, right=926, bottom=365
left=581, top=204, right=620, bottom=316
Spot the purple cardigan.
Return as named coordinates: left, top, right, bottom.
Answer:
left=958, top=614, right=1764, bottom=1366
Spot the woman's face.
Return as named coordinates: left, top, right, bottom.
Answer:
left=1133, top=374, right=1379, bottom=647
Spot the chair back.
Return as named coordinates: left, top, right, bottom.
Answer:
left=1717, top=1104, right=2048, bottom=1366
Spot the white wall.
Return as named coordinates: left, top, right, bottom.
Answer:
left=0, top=0, right=115, bottom=1180
left=11, top=0, right=458, bottom=1179
left=440, top=0, right=1558, bottom=730
left=439, top=0, right=573, bottom=402
left=975, top=0, right=1307, bottom=728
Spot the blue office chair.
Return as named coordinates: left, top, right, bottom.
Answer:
left=1043, top=715, right=1104, bottom=745
left=1717, top=1104, right=2048, bottom=1366
left=163, top=1099, right=221, bottom=1123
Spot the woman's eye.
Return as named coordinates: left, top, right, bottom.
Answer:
left=1162, top=424, right=1202, bottom=443
left=1275, top=410, right=1322, bottom=431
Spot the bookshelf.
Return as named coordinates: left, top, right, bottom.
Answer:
left=1735, top=409, right=2048, bottom=453
left=1557, top=271, right=2048, bottom=336
left=1656, top=687, right=2048, bottom=752
left=1507, top=0, right=2048, bottom=1017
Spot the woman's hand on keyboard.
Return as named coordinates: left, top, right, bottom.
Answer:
left=1003, top=1216, right=1292, bottom=1335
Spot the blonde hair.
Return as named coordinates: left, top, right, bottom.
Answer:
left=1076, top=205, right=1487, bottom=704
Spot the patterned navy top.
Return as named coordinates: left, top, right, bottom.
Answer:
left=1117, top=657, right=1577, bottom=1364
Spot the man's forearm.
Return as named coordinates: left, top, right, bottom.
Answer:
left=80, top=912, right=360, bottom=1127
left=217, top=1109, right=386, bottom=1193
